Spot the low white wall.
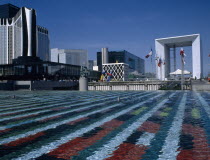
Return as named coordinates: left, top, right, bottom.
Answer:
left=88, top=83, right=161, bottom=91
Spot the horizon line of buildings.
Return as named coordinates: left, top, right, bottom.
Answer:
left=0, top=3, right=145, bottom=81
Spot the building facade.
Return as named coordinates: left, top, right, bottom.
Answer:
left=102, top=63, right=129, bottom=81
left=97, top=50, right=145, bottom=74
left=0, top=4, right=50, bottom=64
left=88, top=60, right=94, bottom=70
left=51, top=48, right=88, bottom=67
left=37, top=26, right=50, bottom=61
left=155, top=34, right=202, bottom=80
left=0, top=56, right=100, bottom=81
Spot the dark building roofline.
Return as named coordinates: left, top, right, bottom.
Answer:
left=97, top=50, right=144, bottom=60
left=97, top=50, right=128, bottom=53
left=37, top=25, right=49, bottom=34
left=37, top=25, right=48, bottom=31
left=0, top=3, right=20, bottom=9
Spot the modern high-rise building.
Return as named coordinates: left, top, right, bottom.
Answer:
left=0, top=3, right=50, bottom=64
left=93, top=60, right=97, bottom=66
left=97, top=50, right=145, bottom=74
left=0, top=4, right=100, bottom=82
left=51, top=48, right=88, bottom=67
left=88, top=60, right=94, bottom=70
left=37, top=26, right=50, bottom=61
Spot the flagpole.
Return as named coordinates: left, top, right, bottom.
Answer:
left=181, top=54, right=184, bottom=90
left=155, top=53, right=158, bottom=81
left=151, top=51, right=153, bottom=90
left=160, top=60, right=162, bottom=81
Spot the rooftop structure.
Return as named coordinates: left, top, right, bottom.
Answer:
left=0, top=3, right=20, bottom=18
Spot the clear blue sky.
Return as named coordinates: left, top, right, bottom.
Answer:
left=1, top=0, right=210, bottom=76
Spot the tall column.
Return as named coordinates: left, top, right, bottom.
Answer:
left=102, top=48, right=108, bottom=64
left=181, top=56, right=184, bottom=90
left=173, top=45, right=176, bottom=72
left=192, top=35, right=202, bottom=79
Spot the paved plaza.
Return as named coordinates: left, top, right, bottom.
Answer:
left=0, top=91, right=210, bottom=160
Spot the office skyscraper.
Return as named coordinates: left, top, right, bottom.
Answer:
left=0, top=3, right=50, bottom=64
left=51, top=48, right=88, bottom=67
left=97, top=50, right=145, bottom=74
left=37, top=26, right=50, bottom=61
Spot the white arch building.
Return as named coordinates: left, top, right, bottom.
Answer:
left=155, top=34, right=202, bottom=80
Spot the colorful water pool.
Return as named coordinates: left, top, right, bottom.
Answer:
left=0, top=91, right=210, bottom=160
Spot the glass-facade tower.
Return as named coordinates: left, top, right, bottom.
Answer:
left=97, top=50, right=145, bottom=74
left=0, top=3, right=50, bottom=64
